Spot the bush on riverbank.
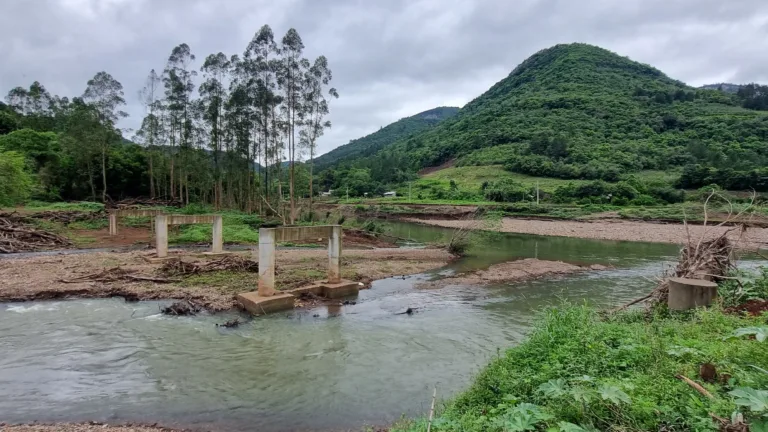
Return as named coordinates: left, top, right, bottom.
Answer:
left=396, top=305, right=768, bottom=432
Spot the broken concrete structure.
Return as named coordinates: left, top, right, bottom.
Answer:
left=108, top=209, right=165, bottom=235
left=237, top=225, right=359, bottom=315
left=153, top=214, right=224, bottom=258
left=667, top=277, right=718, bottom=310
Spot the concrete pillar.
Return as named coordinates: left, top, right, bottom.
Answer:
left=108, top=213, right=118, bottom=236
left=328, top=225, right=341, bottom=283
left=258, top=228, right=277, bottom=296
left=155, top=215, right=168, bottom=258
left=211, top=215, right=223, bottom=253
left=668, top=277, right=718, bottom=310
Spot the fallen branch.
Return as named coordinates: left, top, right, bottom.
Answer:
left=60, top=267, right=178, bottom=284
left=675, top=374, right=713, bottom=399
left=427, top=387, right=437, bottom=432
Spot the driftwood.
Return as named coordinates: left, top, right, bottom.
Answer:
left=161, top=299, right=202, bottom=316
left=675, top=374, right=714, bottom=399
left=108, top=197, right=183, bottom=209
left=217, top=318, right=242, bottom=328
left=59, top=267, right=178, bottom=284
left=159, top=256, right=259, bottom=276
left=0, top=213, right=74, bottom=253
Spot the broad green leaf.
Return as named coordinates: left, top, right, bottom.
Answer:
left=751, top=419, right=768, bottom=432
left=732, top=327, right=768, bottom=342
left=558, top=421, right=587, bottom=432
left=538, top=379, right=568, bottom=398
left=598, top=384, right=631, bottom=405
left=569, top=386, right=596, bottom=403
left=729, top=387, right=768, bottom=412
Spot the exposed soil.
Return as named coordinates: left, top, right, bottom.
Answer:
left=418, top=258, right=605, bottom=289
left=0, top=423, right=185, bottom=432
left=0, top=248, right=451, bottom=311
left=73, top=226, right=153, bottom=248
left=404, top=217, right=768, bottom=250
left=725, top=299, right=768, bottom=316
left=418, top=158, right=456, bottom=176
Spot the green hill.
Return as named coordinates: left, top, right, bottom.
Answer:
left=330, top=43, right=768, bottom=192
left=313, top=106, right=459, bottom=170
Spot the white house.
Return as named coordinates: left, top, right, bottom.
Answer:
left=383, top=191, right=397, bottom=198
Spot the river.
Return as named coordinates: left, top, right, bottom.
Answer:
left=0, top=221, right=728, bottom=431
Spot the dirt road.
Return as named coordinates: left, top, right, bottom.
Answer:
left=404, top=217, right=768, bottom=250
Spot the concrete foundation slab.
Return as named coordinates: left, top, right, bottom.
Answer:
left=237, top=292, right=295, bottom=315
left=321, top=280, right=360, bottom=299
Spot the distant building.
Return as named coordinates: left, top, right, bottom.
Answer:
left=321, top=190, right=333, bottom=197
left=383, top=191, right=397, bottom=197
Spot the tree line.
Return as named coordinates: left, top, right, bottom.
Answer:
left=0, top=25, right=337, bottom=223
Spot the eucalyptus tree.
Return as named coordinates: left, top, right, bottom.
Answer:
left=277, top=28, right=307, bottom=223
left=200, top=52, right=231, bottom=208
left=82, top=71, right=127, bottom=202
left=301, top=55, right=338, bottom=214
left=163, top=43, right=196, bottom=200
left=138, top=69, right=163, bottom=198
left=244, top=24, right=280, bottom=206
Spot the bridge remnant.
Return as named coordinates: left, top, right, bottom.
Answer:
left=237, top=225, right=359, bottom=315
left=154, top=214, right=224, bottom=258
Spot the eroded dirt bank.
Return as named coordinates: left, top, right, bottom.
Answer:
left=404, top=217, right=768, bottom=250
left=0, top=248, right=451, bottom=311
left=418, top=258, right=605, bottom=289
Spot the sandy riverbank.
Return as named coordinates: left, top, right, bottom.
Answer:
left=0, top=248, right=451, bottom=311
left=404, top=217, right=768, bottom=250
left=418, top=258, right=605, bottom=289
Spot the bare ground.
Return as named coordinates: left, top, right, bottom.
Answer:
left=0, top=248, right=451, bottom=311
left=418, top=258, right=604, bottom=289
left=404, top=217, right=768, bottom=250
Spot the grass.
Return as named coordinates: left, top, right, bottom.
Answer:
left=394, top=305, right=768, bottom=432
left=170, top=224, right=260, bottom=244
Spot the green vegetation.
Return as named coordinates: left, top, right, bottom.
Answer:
left=319, top=43, right=768, bottom=198
left=395, top=304, right=768, bottom=432
left=1, top=24, right=338, bottom=225
left=313, top=106, right=459, bottom=172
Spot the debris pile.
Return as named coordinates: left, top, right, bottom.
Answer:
left=59, top=267, right=178, bottom=284
left=0, top=213, right=74, bottom=253
left=160, top=299, right=202, bottom=316
left=109, top=197, right=183, bottom=209
left=159, top=256, right=259, bottom=276
left=27, top=209, right=107, bottom=224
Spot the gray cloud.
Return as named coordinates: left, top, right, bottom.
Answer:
left=2, top=0, right=768, bottom=156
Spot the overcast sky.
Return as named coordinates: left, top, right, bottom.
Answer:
left=2, top=0, right=768, bottom=156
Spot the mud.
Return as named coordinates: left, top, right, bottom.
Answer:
left=404, top=217, right=768, bottom=250
left=725, top=299, right=768, bottom=316
left=418, top=258, right=602, bottom=289
left=0, top=248, right=451, bottom=311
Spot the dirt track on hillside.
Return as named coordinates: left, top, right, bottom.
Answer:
left=404, top=217, right=768, bottom=250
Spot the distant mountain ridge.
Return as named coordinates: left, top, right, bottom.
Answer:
left=700, top=83, right=743, bottom=94
left=313, top=106, right=459, bottom=170
left=334, top=43, right=768, bottom=187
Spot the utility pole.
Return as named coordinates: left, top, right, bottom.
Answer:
left=409, top=182, right=412, bottom=201
left=346, top=186, right=349, bottom=201
left=536, top=181, right=540, bottom=205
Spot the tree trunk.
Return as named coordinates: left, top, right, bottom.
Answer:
left=149, top=152, right=155, bottom=199
left=101, top=145, right=107, bottom=202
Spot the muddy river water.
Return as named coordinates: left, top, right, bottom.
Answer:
left=0, top=222, right=749, bottom=431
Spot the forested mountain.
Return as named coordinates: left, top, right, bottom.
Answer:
left=313, top=106, right=458, bottom=170
left=324, top=43, right=768, bottom=193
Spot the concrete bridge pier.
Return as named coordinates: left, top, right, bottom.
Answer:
left=108, top=213, right=118, bottom=235
left=155, top=214, right=168, bottom=258
left=211, top=215, right=224, bottom=254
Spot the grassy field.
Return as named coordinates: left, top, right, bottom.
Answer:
left=394, top=304, right=768, bottom=432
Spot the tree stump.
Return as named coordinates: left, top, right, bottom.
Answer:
left=667, top=277, right=718, bottom=310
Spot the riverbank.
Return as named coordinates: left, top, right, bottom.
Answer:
left=0, top=424, right=180, bottom=432
left=404, top=217, right=768, bottom=250
left=393, top=305, right=768, bottom=432
left=0, top=248, right=451, bottom=311
left=418, top=258, right=606, bottom=289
